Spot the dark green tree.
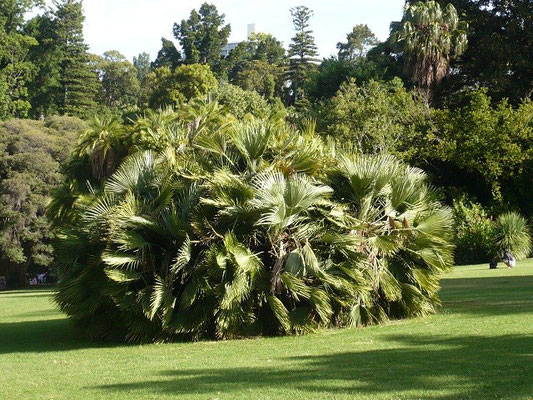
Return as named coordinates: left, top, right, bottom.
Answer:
left=326, top=78, right=430, bottom=155
left=53, top=0, right=100, bottom=117
left=173, top=2, right=231, bottom=71
left=306, top=57, right=384, bottom=101
left=0, top=0, right=41, bottom=118
left=25, top=11, right=63, bottom=118
left=223, top=32, right=287, bottom=98
left=428, top=0, right=533, bottom=104
left=425, top=89, right=533, bottom=212
left=151, top=38, right=181, bottom=70
left=145, top=64, right=218, bottom=109
left=287, top=6, right=319, bottom=104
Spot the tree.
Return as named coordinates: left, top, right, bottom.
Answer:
left=54, top=0, right=100, bottom=117
left=306, top=57, right=384, bottom=101
left=25, top=11, right=63, bottom=118
left=173, top=2, right=230, bottom=71
left=425, top=88, right=533, bottom=212
left=223, top=33, right=287, bottom=99
left=51, top=108, right=453, bottom=342
left=287, top=6, right=319, bottom=104
left=0, top=116, right=85, bottom=286
left=133, top=52, right=151, bottom=82
left=214, top=83, right=272, bottom=119
left=430, top=0, right=533, bottom=104
left=235, top=60, right=284, bottom=99
left=151, top=38, right=181, bottom=70
left=337, top=24, right=379, bottom=61
left=0, top=0, right=41, bottom=118
left=392, top=1, right=468, bottom=100
left=97, top=50, right=140, bottom=111
left=326, top=78, right=430, bottom=156
left=145, top=64, right=218, bottom=109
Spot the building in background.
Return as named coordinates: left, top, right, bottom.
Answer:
left=221, top=23, right=257, bottom=57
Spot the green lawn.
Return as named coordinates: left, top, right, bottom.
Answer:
left=1, top=262, right=533, bottom=400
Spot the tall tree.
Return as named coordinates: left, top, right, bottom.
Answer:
left=173, top=2, right=231, bottom=71
left=97, top=51, right=140, bottom=111
left=287, top=6, right=319, bottom=104
left=26, top=11, right=63, bottom=118
left=337, top=24, right=379, bottom=61
left=145, top=63, right=218, bottom=109
left=133, top=52, right=151, bottom=82
left=0, top=0, right=41, bottom=118
left=430, top=0, right=533, bottom=104
left=392, top=1, right=468, bottom=100
left=223, top=32, right=287, bottom=99
left=151, top=38, right=181, bottom=70
left=53, top=0, right=100, bottom=117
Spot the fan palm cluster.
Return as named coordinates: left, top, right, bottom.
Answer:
left=50, top=103, right=454, bottom=342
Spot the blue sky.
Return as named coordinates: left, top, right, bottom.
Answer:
left=42, top=0, right=406, bottom=62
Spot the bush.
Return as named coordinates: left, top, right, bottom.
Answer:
left=494, top=212, right=532, bottom=260
left=51, top=106, right=454, bottom=342
left=453, top=199, right=495, bottom=264
left=453, top=199, right=531, bottom=265
left=213, top=83, right=274, bottom=119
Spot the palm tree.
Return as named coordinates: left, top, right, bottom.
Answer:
left=392, top=1, right=468, bottom=100
left=76, top=115, right=126, bottom=180
left=51, top=110, right=455, bottom=342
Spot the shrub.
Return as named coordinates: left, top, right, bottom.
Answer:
left=453, top=199, right=532, bottom=264
left=51, top=106, right=454, bottom=342
left=213, top=83, right=273, bottom=119
left=494, top=212, right=531, bottom=260
left=453, top=199, right=495, bottom=264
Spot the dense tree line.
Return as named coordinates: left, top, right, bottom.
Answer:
left=0, top=116, right=85, bottom=285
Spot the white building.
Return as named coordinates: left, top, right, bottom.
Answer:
left=221, top=23, right=257, bottom=57
left=221, top=42, right=239, bottom=57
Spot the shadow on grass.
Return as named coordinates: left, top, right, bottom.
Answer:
left=0, top=318, right=121, bottom=355
left=440, top=275, right=533, bottom=317
left=93, top=333, right=533, bottom=399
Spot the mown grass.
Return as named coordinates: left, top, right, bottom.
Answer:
left=1, top=261, right=533, bottom=399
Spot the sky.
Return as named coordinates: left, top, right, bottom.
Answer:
left=40, top=0, right=406, bottom=62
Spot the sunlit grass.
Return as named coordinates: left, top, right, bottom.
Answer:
left=1, top=260, right=532, bottom=399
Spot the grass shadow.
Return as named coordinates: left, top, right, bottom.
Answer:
left=0, top=318, right=123, bottom=355
left=92, top=333, right=533, bottom=399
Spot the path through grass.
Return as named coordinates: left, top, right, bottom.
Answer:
left=1, top=261, right=533, bottom=399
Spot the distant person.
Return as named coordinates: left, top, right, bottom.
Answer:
left=502, top=249, right=516, bottom=269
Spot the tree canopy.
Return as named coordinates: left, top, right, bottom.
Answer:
left=0, top=116, right=84, bottom=285
left=173, top=2, right=231, bottom=71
